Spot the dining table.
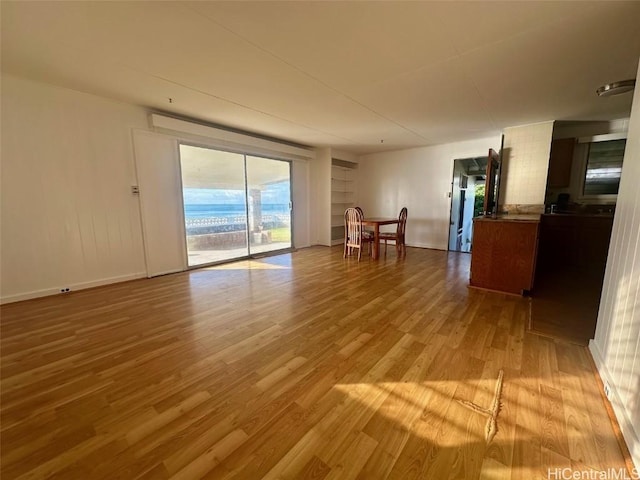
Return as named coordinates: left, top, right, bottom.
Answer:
left=362, top=217, right=400, bottom=260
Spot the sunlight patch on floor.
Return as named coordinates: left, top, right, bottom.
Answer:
left=204, top=260, right=290, bottom=270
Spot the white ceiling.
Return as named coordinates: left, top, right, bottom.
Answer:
left=2, top=1, right=639, bottom=155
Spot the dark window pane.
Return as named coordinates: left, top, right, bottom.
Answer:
left=583, top=139, right=625, bottom=196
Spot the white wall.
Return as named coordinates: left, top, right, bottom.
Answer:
left=358, top=136, right=501, bottom=250
left=500, top=121, right=554, bottom=208
left=310, top=147, right=332, bottom=246
left=1, top=74, right=149, bottom=303
left=1, top=74, right=314, bottom=303
left=589, top=61, right=640, bottom=468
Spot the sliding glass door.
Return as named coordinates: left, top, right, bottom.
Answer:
left=246, top=155, right=291, bottom=255
left=179, top=145, right=291, bottom=267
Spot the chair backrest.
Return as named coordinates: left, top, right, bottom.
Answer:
left=397, top=207, right=408, bottom=236
left=344, top=207, right=364, bottom=247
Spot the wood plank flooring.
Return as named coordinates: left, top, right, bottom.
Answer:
left=0, top=246, right=629, bottom=479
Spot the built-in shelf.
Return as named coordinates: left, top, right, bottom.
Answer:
left=331, top=160, right=357, bottom=245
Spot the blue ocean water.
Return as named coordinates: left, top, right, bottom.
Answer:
left=184, top=204, right=289, bottom=220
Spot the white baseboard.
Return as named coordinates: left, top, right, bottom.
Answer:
left=406, top=242, right=447, bottom=251
left=0, top=272, right=147, bottom=305
left=322, top=241, right=447, bottom=251
left=589, top=339, right=640, bottom=469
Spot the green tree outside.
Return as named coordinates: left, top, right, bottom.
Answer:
left=474, top=184, right=485, bottom=217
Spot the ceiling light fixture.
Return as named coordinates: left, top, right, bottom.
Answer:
left=596, top=79, right=636, bottom=97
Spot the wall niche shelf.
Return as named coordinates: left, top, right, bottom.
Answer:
left=330, top=159, right=357, bottom=245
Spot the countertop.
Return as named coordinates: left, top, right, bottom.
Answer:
left=474, top=214, right=541, bottom=223
left=541, top=212, right=614, bottom=219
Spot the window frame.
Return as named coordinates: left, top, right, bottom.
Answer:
left=577, top=132, right=627, bottom=201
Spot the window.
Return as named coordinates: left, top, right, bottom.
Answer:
left=583, top=139, right=626, bottom=196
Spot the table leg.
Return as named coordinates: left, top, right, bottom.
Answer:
left=373, top=225, right=380, bottom=260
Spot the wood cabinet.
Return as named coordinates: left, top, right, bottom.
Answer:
left=537, top=214, right=613, bottom=273
left=470, top=217, right=540, bottom=295
left=547, top=138, right=575, bottom=188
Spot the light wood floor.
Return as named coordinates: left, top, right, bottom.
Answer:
left=0, top=247, right=629, bottom=479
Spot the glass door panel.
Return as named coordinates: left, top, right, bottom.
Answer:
left=180, top=145, right=248, bottom=266
left=245, top=156, right=292, bottom=255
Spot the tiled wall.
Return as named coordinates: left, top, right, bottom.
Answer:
left=500, top=121, right=554, bottom=209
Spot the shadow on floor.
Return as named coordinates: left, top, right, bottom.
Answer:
left=529, top=266, right=605, bottom=346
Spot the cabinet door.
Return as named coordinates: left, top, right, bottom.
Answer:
left=470, top=220, right=539, bottom=295
left=547, top=138, right=575, bottom=188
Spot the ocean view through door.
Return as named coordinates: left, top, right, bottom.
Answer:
left=180, top=145, right=292, bottom=267
left=246, top=155, right=292, bottom=255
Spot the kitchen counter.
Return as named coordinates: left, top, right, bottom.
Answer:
left=542, top=212, right=614, bottom=218
left=474, top=214, right=541, bottom=223
left=470, top=216, right=540, bottom=295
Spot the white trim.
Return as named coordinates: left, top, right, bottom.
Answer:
left=328, top=241, right=448, bottom=251
left=0, top=272, right=147, bottom=305
left=406, top=242, right=448, bottom=251
left=150, top=114, right=314, bottom=161
left=589, top=340, right=640, bottom=469
left=146, top=268, right=185, bottom=278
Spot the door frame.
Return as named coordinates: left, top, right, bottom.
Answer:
left=448, top=156, right=487, bottom=253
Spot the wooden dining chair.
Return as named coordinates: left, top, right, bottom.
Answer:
left=355, top=207, right=375, bottom=240
left=379, top=207, right=408, bottom=256
left=343, top=207, right=373, bottom=261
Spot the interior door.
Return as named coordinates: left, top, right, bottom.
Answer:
left=133, top=131, right=187, bottom=277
